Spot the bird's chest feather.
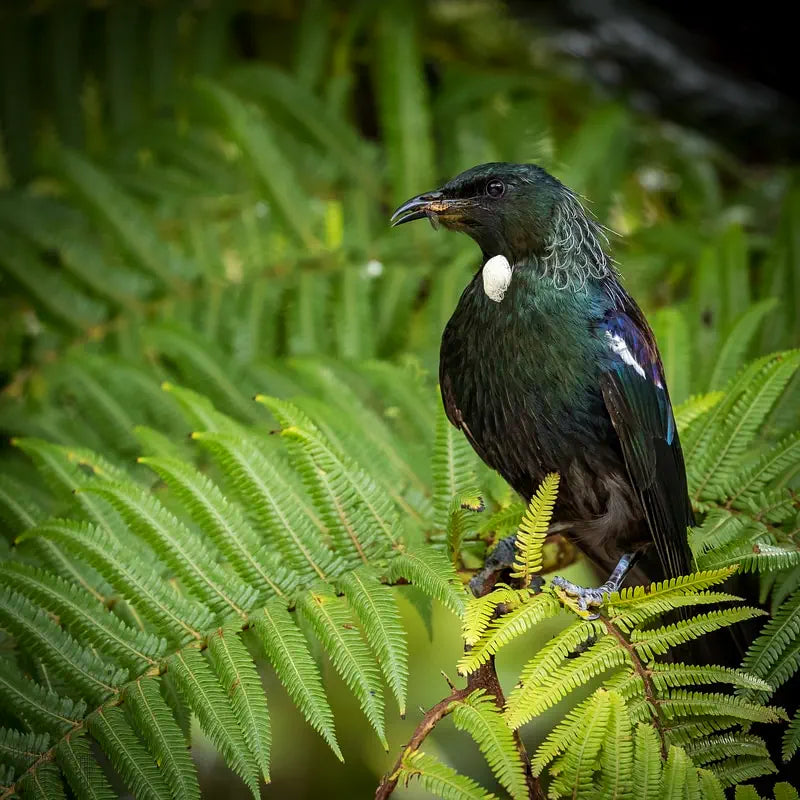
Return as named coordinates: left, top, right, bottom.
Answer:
left=440, top=266, right=615, bottom=484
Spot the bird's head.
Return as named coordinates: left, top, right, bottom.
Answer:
left=391, top=162, right=566, bottom=264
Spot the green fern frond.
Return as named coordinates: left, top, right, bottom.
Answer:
left=51, top=359, right=139, bottom=454
left=665, top=716, right=744, bottom=747
left=20, top=519, right=213, bottom=641
left=709, top=755, right=777, bottom=787
left=531, top=689, right=605, bottom=776
left=658, top=690, right=786, bottom=725
left=686, top=733, right=771, bottom=766
left=449, top=690, right=527, bottom=800
left=709, top=298, right=779, bottom=390
left=0, top=228, right=106, bottom=330
left=724, top=430, right=800, bottom=504
left=191, top=430, right=341, bottom=581
left=168, top=649, right=260, bottom=798
left=511, top=472, right=559, bottom=583
left=263, top=391, right=406, bottom=551
left=505, top=635, right=628, bottom=729
left=19, top=761, right=67, bottom=800
left=631, top=607, right=766, bottom=661
left=161, top=382, right=241, bottom=433
left=134, top=424, right=189, bottom=462
left=55, top=733, right=117, bottom=800
left=277, top=420, right=398, bottom=562
left=689, top=510, right=763, bottom=558
left=0, top=729, right=49, bottom=776
left=253, top=598, right=342, bottom=761
left=610, top=591, right=744, bottom=632
left=0, top=474, right=45, bottom=535
left=547, top=688, right=614, bottom=799
left=287, top=390, right=430, bottom=522
left=648, top=663, right=772, bottom=693
left=227, top=63, right=377, bottom=192
left=148, top=323, right=264, bottom=422
left=774, top=782, right=800, bottom=800
left=338, top=567, right=408, bottom=715
left=510, top=618, right=605, bottom=699
left=206, top=630, right=271, bottom=783
left=376, top=0, right=435, bottom=205
left=458, top=592, right=561, bottom=675
left=359, top=360, right=437, bottom=442
left=702, top=541, right=800, bottom=574
left=0, top=659, right=85, bottom=736
left=0, top=562, right=165, bottom=672
left=477, top=502, right=526, bottom=537
left=731, top=487, right=797, bottom=526
left=598, top=689, right=634, bottom=799
left=445, top=501, right=474, bottom=567
left=607, top=567, right=739, bottom=608
left=783, top=709, right=800, bottom=762
left=123, top=678, right=201, bottom=800
left=193, top=80, right=319, bottom=252
left=397, top=749, right=497, bottom=800
left=298, top=588, right=387, bottom=747
left=742, top=589, right=800, bottom=698
left=137, top=455, right=297, bottom=599
left=683, top=353, right=778, bottom=466
left=12, top=438, right=123, bottom=534
left=660, top=745, right=697, bottom=800
left=690, top=350, right=800, bottom=501
left=432, top=400, right=479, bottom=529
left=55, top=147, right=195, bottom=282
left=387, top=545, right=466, bottom=617
left=632, top=723, right=663, bottom=800
left=674, top=392, right=724, bottom=433
left=770, top=566, right=800, bottom=615
left=88, top=705, right=173, bottom=800
left=0, top=587, right=123, bottom=704
left=80, top=480, right=255, bottom=616
left=462, top=585, right=532, bottom=647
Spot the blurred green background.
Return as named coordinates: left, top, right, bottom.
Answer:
left=0, top=1, right=797, bottom=797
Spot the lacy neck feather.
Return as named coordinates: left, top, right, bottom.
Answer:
left=534, top=191, right=615, bottom=291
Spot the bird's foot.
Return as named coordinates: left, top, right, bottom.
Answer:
left=551, top=552, right=637, bottom=620
left=551, top=576, right=612, bottom=620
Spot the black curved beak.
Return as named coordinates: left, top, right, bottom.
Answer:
left=391, top=190, right=449, bottom=227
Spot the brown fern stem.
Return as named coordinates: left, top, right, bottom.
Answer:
left=600, top=615, right=669, bottom=759
left=374, top=657, right=544, bottom=799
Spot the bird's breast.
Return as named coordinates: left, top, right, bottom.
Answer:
left=440, top=269, right=615, bottom=493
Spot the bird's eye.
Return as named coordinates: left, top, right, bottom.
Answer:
left=486, top=180, right=505, bottom=198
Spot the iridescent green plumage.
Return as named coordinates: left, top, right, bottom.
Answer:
left=393, top=162, right=693, bottom=596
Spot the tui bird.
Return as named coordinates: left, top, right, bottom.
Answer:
left=391, top=162, right=695, bottom=611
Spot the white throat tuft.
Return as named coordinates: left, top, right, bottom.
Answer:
left=482, top=255, right=512, bottom=302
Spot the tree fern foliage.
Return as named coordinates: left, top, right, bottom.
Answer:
left=0, top=376, right=460, bottom=798
left=0, top=356, right=794, bottom=797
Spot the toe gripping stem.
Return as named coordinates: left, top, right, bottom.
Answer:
left=551, top=552, right=638, bottom=618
